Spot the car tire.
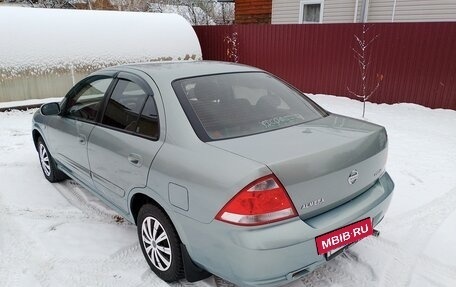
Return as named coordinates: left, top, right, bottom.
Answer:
left=37, top=137, right=67, bottom=183
left=137, top=204, right=184, bottom=282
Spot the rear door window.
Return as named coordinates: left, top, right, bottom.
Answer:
left=135, top=96, right=159, bottom=139
left=102, top=79, right=147, bottom=131
left=101, top=79, right=159, bottom=139
left=172, top=72, right=326, bottom=141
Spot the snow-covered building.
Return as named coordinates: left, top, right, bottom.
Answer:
left=0, top=7, right=202, bottom=103
left=272, top=0, right=456, bottom=24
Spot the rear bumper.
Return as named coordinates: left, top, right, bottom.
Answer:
left=179, top=172, right=394, bottom=287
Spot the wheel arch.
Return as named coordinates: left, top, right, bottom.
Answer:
left=32, top=129, right=43, bottom=151
left=130, top=191, right=211, bottom=282
left=130, top=192, right=167, bottom=225
left=128, top=188, right=191, bottom=247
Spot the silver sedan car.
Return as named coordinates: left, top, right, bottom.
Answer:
left=32, top=61, right=394, bottom=287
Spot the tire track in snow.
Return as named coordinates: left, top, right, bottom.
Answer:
left=213, top=276, right=236, bottom=287
left=361, top=235, right=456, bottom=283
left=50, top=180, right=216, bottom=287
left=53, top=180, right=131, bottom=225
left=0, top=177, right=143, bottom=287
left=48, top=181, right=167, bottom=287
left=298, top=251, right=377, bottom=287
left=0, top=206, right=83, bottom=219
left=109, top=242, right=142, bottom=262
left=170, top=275, right=219, bottom=287
left=0, top=211, right=56, bottom=287
left=134, top=269, right=174, bottom=287
left=378, top=187, right=456, bottom=287
left=0, top=204, right=125, bottom=227
left=382, top=187, right=456, bottom=233
left=7, top=162, right=453, bottom=287
left=47, top=184, right=142, bottom=286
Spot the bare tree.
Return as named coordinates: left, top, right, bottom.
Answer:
left=214, top=1, right=234, bottom=24
left=148, top=0, right=234, bottom=25
left=224, top=31, right=238, bottom=63
left=17, top=0, right=233, bottom=24
left=347, top=24, right=383, bottom=117
left=22, top=0, right=76, bottom=9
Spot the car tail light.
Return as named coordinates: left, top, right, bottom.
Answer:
left=215, top=175, right=298, bottom=226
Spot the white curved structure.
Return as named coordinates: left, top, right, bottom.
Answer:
left=0, top=7, right=202, bottom=102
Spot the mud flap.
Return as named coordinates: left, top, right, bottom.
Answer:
left=181, top=244, right=212, bottom=282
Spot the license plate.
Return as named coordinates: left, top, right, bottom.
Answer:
left=315, top=218, right=373, bottom=256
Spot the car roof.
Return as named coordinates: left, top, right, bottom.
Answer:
left=107, top=61, right=262, bottom=82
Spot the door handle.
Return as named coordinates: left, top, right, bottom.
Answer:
left=128, top=153, right=142, bottom=167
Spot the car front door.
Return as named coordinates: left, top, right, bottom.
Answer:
left=87, top=72, right=164, bottom=212
left=46, top=74, right=115, bottom=188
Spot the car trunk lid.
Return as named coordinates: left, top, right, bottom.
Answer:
left=208, top=114, right=388, bottom=219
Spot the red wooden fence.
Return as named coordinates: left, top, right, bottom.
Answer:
left=194, top=23, right=456, bottom=110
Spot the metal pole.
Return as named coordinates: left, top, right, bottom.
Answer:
left=354, top=0, right=359, bottom=22
left=360, top=0, right=369, bottom=22
left=392, top=0, right=397, bottom=22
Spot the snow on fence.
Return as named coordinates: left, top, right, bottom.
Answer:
left=0, top=7, right=202, bottom=103
left=194, top=23, right=456, bottom=110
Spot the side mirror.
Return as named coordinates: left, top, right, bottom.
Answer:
left=40, top=102, right=61, bottom=116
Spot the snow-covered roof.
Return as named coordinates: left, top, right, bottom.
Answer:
left=0, top=7, right=202, bottom=79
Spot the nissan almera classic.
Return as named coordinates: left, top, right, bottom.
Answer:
left=32, top=61, right=394, bottom=287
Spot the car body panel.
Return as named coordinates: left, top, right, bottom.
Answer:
left=31, top=61, right=394, bottom=287
left=88, top=126, right=162, bottom=211
left=148, top=138, right=271, bottom=224
left=46, top=116, right=96, bottom=187
left=175, top=172, right=393, bottom=287
left=209, top=114, right=388, bottom=219
left=87, top=69, right=166, bottom=213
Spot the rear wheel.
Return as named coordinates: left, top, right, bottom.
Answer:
left=137, top=204, right=184, bottom=282
left=37, top=137, right=67, bottom=182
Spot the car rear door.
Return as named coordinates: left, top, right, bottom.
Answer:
left=87, top=71, right=164, bottom=212
left=46, top=74, right=115, bottom=188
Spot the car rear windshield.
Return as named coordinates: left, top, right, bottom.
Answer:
left=172, top=72, right=327, bottom=141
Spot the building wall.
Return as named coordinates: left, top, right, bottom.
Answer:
left=235, top=0, right=272, bottom=24
left=368, top=0, right=395, bottom=22
left=323, top=0, right=358, bottom=23
left=272, top=0, right=360, bottom=24
left=392, top=0, right=456, bottom=22
left=271, top=0, right=300, bottom=24
left=272, top=0, right=456, bottom=24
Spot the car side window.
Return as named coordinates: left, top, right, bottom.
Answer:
left=101, top=79, right=159, bottom=139
left=136, top=96, right=159, bottom=139
left=65, top=78, right=112, bottom=122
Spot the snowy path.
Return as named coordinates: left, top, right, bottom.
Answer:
left=1, top=95, right=455, bottom=287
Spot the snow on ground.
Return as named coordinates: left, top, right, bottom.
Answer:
left=0, top=97, right=62, bottom=109
left=0, top=95, right=455, bottom=286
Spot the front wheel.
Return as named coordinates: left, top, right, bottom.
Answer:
left=137, top=204, right=184, bottom=282
left=37, top=137, right=67, bottom=182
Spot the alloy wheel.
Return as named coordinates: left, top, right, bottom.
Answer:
left=39, top=143, right=51, bottom=177
left=141, top=216, right=172, bottom=271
